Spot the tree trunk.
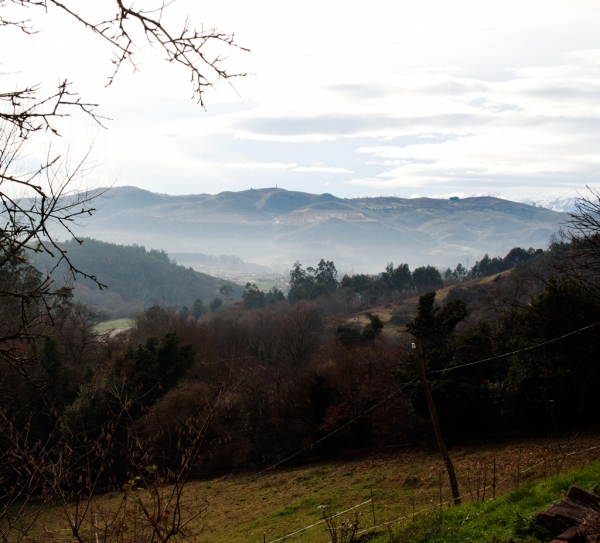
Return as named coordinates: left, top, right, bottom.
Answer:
left=416, top=338, right=461, bottom=505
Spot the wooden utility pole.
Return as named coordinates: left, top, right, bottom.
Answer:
left=415, top=338, right=461, bottom=505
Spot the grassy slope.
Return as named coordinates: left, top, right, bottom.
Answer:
left=382, top=460, right=600, bottom=543
left=94, top=318, right=132, bottom=333
left=344, top=272, right=505, bottom=340
left=53, top=432, right=600, bottom=543
left=235, top=280, right=288, bottom=292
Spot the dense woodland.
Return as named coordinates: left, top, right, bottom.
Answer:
left=1, top=193, right=600, bottom=542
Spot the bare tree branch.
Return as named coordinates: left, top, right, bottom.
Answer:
left=557, top=186, right=600, bottom=302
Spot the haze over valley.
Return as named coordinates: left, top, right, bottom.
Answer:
left=5, top=2, right=600, bottom=543
left=68, top=185, right=566, bottom=275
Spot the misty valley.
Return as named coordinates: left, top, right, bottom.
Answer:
left=4, top=2, right=600, bottom=543
left=4, top=183, right=600, bottom=543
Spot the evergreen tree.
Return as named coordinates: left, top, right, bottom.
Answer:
left=243, top=283, right=265, bottom=309
left=191, top=298, right=205, bottom=318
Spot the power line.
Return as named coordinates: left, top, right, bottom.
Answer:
left=428, top=321, right=600, bottom=376
left=255, top=378, right=418, bottom=475
left=354, top=442, right=600, bottom=538
left=194, top=322, right=600, bottom=482
left=267, top=499, right=372, bottom=543
left=268, top=442, right=600, bottom=543
left=256, top=321, right=600, bottom=476
left=178, top=319, right=600, bottom=537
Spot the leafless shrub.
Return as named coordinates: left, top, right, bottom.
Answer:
left=0, top=369, right=235, bottom=542
left=319, top=505, right=360, bottom=543
left=559, top=187, right=600, bottom=302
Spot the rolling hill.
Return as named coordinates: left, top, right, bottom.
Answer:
left=29, top=238, right=243, bottom=318
left=66, top=186, right=567, bottom=273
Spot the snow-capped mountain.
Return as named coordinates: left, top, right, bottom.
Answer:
left=427, top=189, right=597, bottom=213
left=508, top=192, right=580, bottom=213
left=354, top=188, right=594, bottom=213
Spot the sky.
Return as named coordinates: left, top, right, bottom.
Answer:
left=4, top=0, right=600, bottom=199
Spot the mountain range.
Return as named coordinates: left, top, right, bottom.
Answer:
left=511, top=192, right=580, bottom=213
left=67, top=186, right=568, bottom=273
left=424, top=189, right=586, bottom=213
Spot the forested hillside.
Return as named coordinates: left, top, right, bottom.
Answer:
left=3, top=192, right=600, bottom=543
left=29, top=238, right=242, bottom=318
left=120, top=239, right=600, bottom=472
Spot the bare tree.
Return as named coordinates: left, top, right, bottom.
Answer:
left=0, top=122, right=107, bottom=378
left=0, top=0, right=246, bottom=372
left=0, top=5, right=246, bottom=537
left=2, top=0, right=248, bottom=132
left=0, top=376, right=228, bottom=542
left=560, top=187, right=600, bottom=301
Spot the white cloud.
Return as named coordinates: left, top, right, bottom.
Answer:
left=223, top=163, right=352, bottom=173
left=563, top=49, right=600, bottom=66
left=225, top=162, right=298, bottom=170
left=292, top=166, right=353, bottom=173
left=6, top=0, right=600, bottom=197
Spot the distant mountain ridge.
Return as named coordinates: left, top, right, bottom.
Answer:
left=418, top=189, right=586, bottom=213
left=68, top=186, right=568, bottom=272
left=511, top=192, right=580, bottom=213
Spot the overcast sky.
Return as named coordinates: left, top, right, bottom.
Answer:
left=4, top=0, right=600, bottom=199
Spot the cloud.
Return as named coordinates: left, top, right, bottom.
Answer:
left=351, top=125, right=600, bottom=189
left=327, top=84, right=391, bottom=100
left=238, top=114, right=486, bottom=138
left=225, top=162, right=298, bottom=170
left=418, top=79, right=489, bottom=96
left=345, top=177, right=402, bottom=188
left=563, top=49, right=600, bottom=66
left=292, top=166, right=353, bottom=173
left=95, top=28, right=600, bottom=197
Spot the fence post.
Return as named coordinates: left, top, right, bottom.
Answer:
left=370, top=488, right=376, bottom=528
left=438, top=469, right=444, bottom=524
left=482, top=464, right=488, bottom=502
left=415, top=338, right=461, bottom=505
left=492, top=458, right=496, bottom=500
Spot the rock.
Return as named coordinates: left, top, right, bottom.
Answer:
left=568, top=487, right=600, bottom=509
left=537, top=486, right=600, bottom=541
left=553, top=525, right=584, bottom=542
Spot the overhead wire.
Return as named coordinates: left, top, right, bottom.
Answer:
left=255, top=320, right=600, bottom=477
left=255, top=377, right=419, bottom=475
left=427, top=321, right=600, bottom=375
left=171, top=319, right=600, bottom=542
left=353, top=442, right=600, bottom=538
left=276, top=442, right=600, bottom=543
left=267, top=499, right=372, bottom=543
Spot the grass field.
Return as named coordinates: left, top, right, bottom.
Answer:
left=235, top=280, right=288, bottom=293
left=345, top=272, right=504, bottom=339
left=34, top=431, right=600, bottom=543
left=385, top=459, right=600, bottom=543
left=94, top=318, right=132, bottom=333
